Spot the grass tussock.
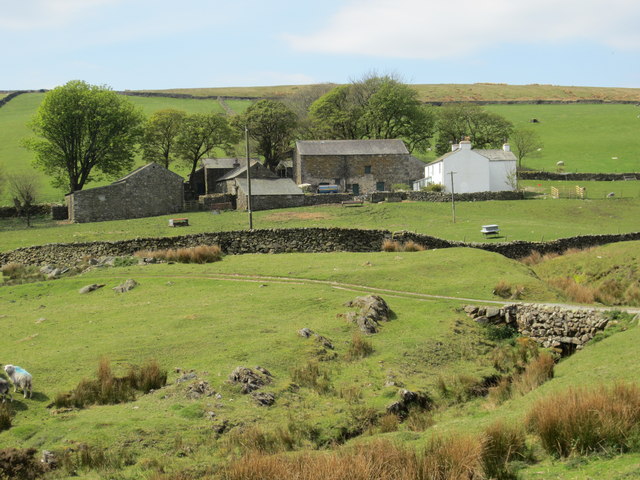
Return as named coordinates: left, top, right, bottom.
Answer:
left=54, top=357, right=167, bottom=408
left=57, top=443, right=136, bottom=476
left=344, top=332, right=374, bottom=360
left=549, top=276, right=596, bottom=303
left=0, top=448, right=45, bottom=480
left=493, top=280, right=525, bottom=299
left=135, top=245, right=223, bottom=264
left=526, top=382, right=640, bottom=457
left=404, top=408, right=435, bottom=432
left=481, top=421, right=528, bottom=480
left=512, top=352, right=555, bottom=396
left=0, top=262, right=44, bottom=285
left=381, top=239, right=426, bottom=252
left=0, top=404, right=12, bottom=432
left=291, top=361, right=332, bottom=394
left=436, top=374, right=488, bottom=405
left=222, top=436, right=484, bottom=480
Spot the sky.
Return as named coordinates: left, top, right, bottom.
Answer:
left=2, top=0, right=640, bottom=91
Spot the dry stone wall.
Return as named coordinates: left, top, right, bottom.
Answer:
left=2, top=228, right=639, bottom=268
left=465, top=303, right=611, bottom=354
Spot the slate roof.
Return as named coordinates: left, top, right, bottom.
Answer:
left=427, top=147, right=516, bottom=165
left=296, top=139, right=409, bottom=156
left=235, top=178, right=303, bottom=196
left=217, top=160, right=268, bottom=181
left=201, top=158, right=244, bottom=169
left=113, top=163, right=184, bottom=184
left=475, top=149, right=517, bottom=161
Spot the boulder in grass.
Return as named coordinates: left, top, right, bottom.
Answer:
left=79, top=284, right=105, bottom=294
left=113, top=279, right=138, bottom=293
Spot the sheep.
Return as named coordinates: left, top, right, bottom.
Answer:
left=3, top=365, right=32, bottom=399
left=0, top=377, right=11, bottom=403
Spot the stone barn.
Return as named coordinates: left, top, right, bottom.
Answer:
left=66, top=163, right=184, bottom=223
left=294, top=139, right=425, bottom=195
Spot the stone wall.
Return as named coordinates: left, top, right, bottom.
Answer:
left=368, top=191, right=525, bottom=203
left=464, top=304, right=611, bottom=354
left=0, top=204, right=55, bottom=218
left=236, top=194, right=305, bottom=211
left=68, top=164, right=184, bottom=223
left=3, top=227, right=639, bottom=268
left=303, top=193, right=355, bottom=206
left=295, top=153, right=424, bottom=194
left=520, top=171, right=639, bottom=181
left=199, top=194, right=236, bottom=210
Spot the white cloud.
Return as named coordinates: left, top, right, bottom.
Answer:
left=0, top=0, right=124, bottom=30
left=284, top=0, right=640, bottom=59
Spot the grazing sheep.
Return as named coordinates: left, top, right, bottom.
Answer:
left=0, top=377, right=11, bottom=403
left=3, top=365, right=32, bottom=399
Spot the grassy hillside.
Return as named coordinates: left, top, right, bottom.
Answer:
left=2, top=197, right=640, bottom=252
left=1, top=245, right=638, bottom=478
left=140, top=83, right=640, bottom=103
left=1, top=87, right=639, bottom=205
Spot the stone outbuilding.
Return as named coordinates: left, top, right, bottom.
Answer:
left=191, top=158, right=262, bottom=195
left=213, top=160, right=304, bottom=211
left=66, top=163, right=184, bottom=223
left=415, top=140, right=517, bottom=193
left=294, top=139, right=425, bottom=195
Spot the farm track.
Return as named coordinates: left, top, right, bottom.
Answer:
left=103, top=271, right=640, bottom=314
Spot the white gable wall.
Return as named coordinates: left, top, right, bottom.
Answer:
left=489, top=159, right=517, bottom=191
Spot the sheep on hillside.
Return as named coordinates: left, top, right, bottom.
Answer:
left=0, top=377, right=11, bottom=403
left=3, top=365, right=32, bottom=399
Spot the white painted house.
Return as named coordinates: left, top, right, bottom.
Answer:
left=414, top=139, right=517, bottom=193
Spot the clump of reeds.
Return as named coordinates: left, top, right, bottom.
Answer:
left=54, top=357, right=167, bottom=408
left=381, top=239, right=426, bottom=252
left=135, top=245, right=222, bottom=264
left=526, top=382, right=640, bottom=457
left=344, top=332, right=374, bottom=361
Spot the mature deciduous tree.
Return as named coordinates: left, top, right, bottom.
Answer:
left=26, top=80, right=144, bottom=193
left=176, top=113, right=237, bottom=179
left=434, top=104, right=513, bottom=155
left=511, top=127, right=543, bottom=168
left=232, top=100, right=298, bottom=172
left=308, top=74, right=436, bottom=154
left=7, top=173, right=39, bottom=227
left=281, top=83, right=335, bottom=139
left=141, top=109, right=186, bottom=169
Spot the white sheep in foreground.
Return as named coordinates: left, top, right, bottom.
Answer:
left=3, top=365, right=32, bottom=399
left=0, top=377, right=11, bottom=403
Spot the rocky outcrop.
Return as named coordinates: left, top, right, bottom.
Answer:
left=343, top=295, right=392, bottom=334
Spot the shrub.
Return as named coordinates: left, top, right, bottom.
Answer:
left=526, top=382, right=640, bottom=457
left=481, top=421, right=528, bottom=480
left=0, top=448, right=45, bottom=480
left=135, top=245, right=222, bottom=264
left=484, top=324, right=518, bottom=342
left=423, top=183, right=445, bottom=192
left=344, top=332, right=374, bottom=361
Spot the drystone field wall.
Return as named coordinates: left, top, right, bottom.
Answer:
left=465, top=304, right=611, bottom=353
left=2, top=228, right=640, bottom=268
left=520, top=172, right=639, bottom=181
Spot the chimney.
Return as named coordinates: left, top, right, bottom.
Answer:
left=503, top=143, right=511, bottom=152
left=451, top=143, right=459, bottom=151
left=459, top=137, right=472, bottom=150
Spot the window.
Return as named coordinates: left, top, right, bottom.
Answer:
left=364, top=165, right=372, bottom=174
left=376, top=181, right=385, bottom=191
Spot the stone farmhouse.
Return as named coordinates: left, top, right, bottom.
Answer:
left=66, top=163, right=184, bottom=223
left=294, top=139, right=425, bottom=195
left=415, top=139, right=517, bottom=193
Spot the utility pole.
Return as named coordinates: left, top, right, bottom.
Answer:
left=245, top=126, right=253, bottom=230
left=449, top=171, right=456, bottom=223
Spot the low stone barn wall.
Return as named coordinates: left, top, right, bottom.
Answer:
left=464, top=303, right=613, bottom=355
left=2, top=228, right=640, bottom=268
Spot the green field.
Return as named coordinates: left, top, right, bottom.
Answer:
left=2, top=196, right=640, bottom=253
left=1, top=242, right=639, bottom=478
left=141, top=83, right=640, bottom=103
left=1, top=86, right=639, bottom=205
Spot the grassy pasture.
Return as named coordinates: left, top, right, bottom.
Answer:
left=1, top=244, right=639, bottom=478
left=142, top=83, right=640, bottom=103
left=2, top=197, right=640, bottom=253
